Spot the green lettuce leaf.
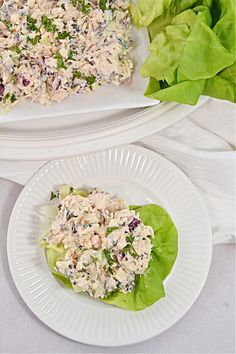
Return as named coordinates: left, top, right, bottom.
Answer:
left=39, top=204, right=59, bottom=239
left=203, top=62, right=236, bottom=102
left=141, top=6, right=234, bottom=82
left=137, top=205, right=178, bottom=280
left=130, top=0, right=173, bottom=28
left=59, top=184, right=89, bottom=199
left=102, top=254, right=165, bottom=311
left=39, top=186, right=89, bottom=288
left=177, top=10, right=234, bottom=81
left=146, top=79, right=206, bottom=106
left=147, top=0, right=199, bottom=40
left=213, top=0, right=236, bottom=54
left=140, top=22, right=192, bottom=83
left=144, top=77, right=162, bottom=97
left=44, top=243, right=73, bottom=288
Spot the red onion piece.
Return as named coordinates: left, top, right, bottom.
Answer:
left=128, top=218, right=141, bottom=232
left=22, top=78, right=30, bottom=86
left=0, top=83, right=5, bottom=98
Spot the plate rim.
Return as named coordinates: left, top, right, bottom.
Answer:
left=7, top=144, right=213, bottom=347
left=0, top=97, right=208, bottom=161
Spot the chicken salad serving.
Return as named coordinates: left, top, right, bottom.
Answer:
left=0, top=0, right=133, bottom=107
left=40, top=185, right=178, bottom=311
left=1, top=0, right=234, bottom=113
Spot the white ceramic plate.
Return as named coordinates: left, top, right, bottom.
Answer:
left=0, top=27, right=157, bottom=124
left=0, top=96, right=208, bottom=160
left=7, top=145, right=212, bottom=347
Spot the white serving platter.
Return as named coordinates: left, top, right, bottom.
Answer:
left=0, top=26, right=158, bottom=124
left=0, top=97, right=208, bottom=161
left=7, top=145, right=212, bottom=346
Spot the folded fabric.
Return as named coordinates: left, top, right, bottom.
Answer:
left=140, top=133, right=235, bottom=243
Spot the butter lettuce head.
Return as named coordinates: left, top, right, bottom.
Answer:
left=130, top=0, right=236, bottom=104
left=40, top=188, right=178, bottom=311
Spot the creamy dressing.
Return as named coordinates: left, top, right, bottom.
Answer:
left=45, top=188, right=154, bottom=299
left=0, top=0, right=133, bottom=106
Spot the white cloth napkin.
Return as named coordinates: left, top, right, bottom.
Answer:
left=0, top=98, right=235, bottom=244
left=140, top=99, right=236, bottom=244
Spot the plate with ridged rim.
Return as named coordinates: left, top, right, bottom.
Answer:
left=7, top=144, right=212, bottom=346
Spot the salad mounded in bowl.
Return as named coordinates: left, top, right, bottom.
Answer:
left=39, top=185, right=178, bottom=311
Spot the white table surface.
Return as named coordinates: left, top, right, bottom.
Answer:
left=0, top=177, right=235, bottom=354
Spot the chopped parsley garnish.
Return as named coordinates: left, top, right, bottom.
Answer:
left=50, top=191, right=57, bottom=200
left=10, top=94, right=17, bottom=103
left=54, top=50, right=67, bottom=70
left=41, top=16, right=57, bottom=32
left=103, top=249, right=114, bottom=266
left=106, top=226, right=119, bottom=236
left=70, top=0, right=78, bottom=6
left=61, top=3, right=66, bottom=10
left=73, top=71, right=96, bottom=88
left=27, top=35, right=41, bottom=45
left=70, top=0, right=90, bottom=13
left=86, top=75, right=96, bottom=87
left=69, top=186, right=74, bottom=194
left=2, top=20, right=12, bottom=30
left=3, top=93, right=10, bottom=103
left=108, top=267, right=113, bottom=275
left=91, top=256, right=98, bottom=264
left=99, top=0, right=107, bottom=11
left=68, top=50, right=77, bottom=61
left=126, top=235, right=135, bottom=244
left=56, top=31, right=71, bottom=40
left=79, top=0, right=90, bottom=14
left=10, top=74, right=17, bottom=84
left=123, top=235, right=138, bottom=258
left=3, top=93, right=17, bottom=104
left=9, top=46, right=21, bottom=54
left=27, top=16, right=40, bottom=32
left=73, top=71, right=82, bottom=79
